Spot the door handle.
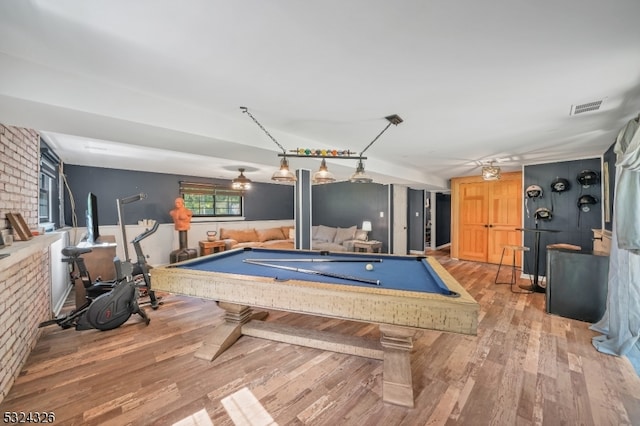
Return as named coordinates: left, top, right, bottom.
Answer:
left=488, top=224, right=494, bottom=228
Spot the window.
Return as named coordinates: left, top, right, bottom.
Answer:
left=39, top=157, right=57, bottom=225
left=39, top=141, right=61, bottom=229
left=179, top=182, right=243, bottom=217
left=39, top=172, right=53, bottom=222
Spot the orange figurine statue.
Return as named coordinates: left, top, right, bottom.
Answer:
left=169, top=197, right=193, bottom=231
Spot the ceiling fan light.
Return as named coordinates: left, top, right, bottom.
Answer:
left=349, top=159, right=373, bottom=183
left=482, top=163, right=501, bottom=181
left=232, top=168, right=252, bottom=190
left=312, top=158, right=335, bottom=184
left=271, top=157, right=297, bottom=182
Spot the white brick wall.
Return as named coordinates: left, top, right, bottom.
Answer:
left=0, top=123, right=46, bottom=404
left=1, top=124, right=39, bottom=232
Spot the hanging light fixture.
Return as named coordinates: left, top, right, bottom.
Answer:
left=482, top=161, right=501, bottom=181
left=232, top=168, right=252, bottom=191
left=241, top=107, right=296, bottom=183
left=349, top=158, right=373, bottom=183
left=312, top=158, right=336, bottom=184
left=240, top=107, right=402, bottom=183
left=349, top=114, right=403, bottom=184
left=271, top=157, right=297, bottom=182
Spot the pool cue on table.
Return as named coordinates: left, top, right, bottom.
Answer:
left=243, top=259, right=381, bottom=286
left=247, top=258, right=382, bottom=263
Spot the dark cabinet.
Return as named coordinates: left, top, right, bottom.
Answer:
left=546, top=249, right=609, bottom=323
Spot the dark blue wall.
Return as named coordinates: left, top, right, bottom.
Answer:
left=408, top=188, right=425, bottom=252
left=63, top=165, right=294, bottom=226
left=522, top=157, right=601, bottom=276
left=312, top=181, right=390, bottom=250
left=435, top=193, right=451, bottom=247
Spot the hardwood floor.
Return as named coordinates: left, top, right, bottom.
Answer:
left=2, top=250, right=639, bottom=425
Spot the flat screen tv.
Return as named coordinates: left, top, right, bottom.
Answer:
left=86, top=192, right=100, bottom=243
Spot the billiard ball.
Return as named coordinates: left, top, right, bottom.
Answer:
left=365, top=263, right=374, bottom=271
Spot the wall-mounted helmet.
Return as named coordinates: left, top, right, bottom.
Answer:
left=577, top=194, right=598, bottom=212
left=577, top=170, right=599, bottom=188
left=526, top=184, right=543, bottom=198
left=551, top=177, right=571, bottom=193
left=534, top=207, right=553, bottom=221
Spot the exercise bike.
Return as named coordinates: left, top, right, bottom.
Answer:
left=39, top=221, right=159, bottom=331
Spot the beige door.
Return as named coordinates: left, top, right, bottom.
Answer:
left=452, top=172, right=522, bottom=265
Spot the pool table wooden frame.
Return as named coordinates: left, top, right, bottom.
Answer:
left=152, top=249, right=479, bottom=408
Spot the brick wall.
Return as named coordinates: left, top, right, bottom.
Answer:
left=1, top=124, right=39, bottom=232
left=0, top=249, right=51, bottom=402
left=0, top=123, right=49, bottom=404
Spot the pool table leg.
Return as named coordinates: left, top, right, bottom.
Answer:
left=379, top=324, right=416, bottom=408
left=194, top=302, right=267, bottom=361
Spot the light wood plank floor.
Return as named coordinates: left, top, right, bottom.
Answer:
left=2, top=250, right=639, bottom=425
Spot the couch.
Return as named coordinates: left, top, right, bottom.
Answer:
left=220, top=226, right=294, bottom=250
left=219, top=224, right=369, bottom=252
left=311, top=224, right=368, bottom=252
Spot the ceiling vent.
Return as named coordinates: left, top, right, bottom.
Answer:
left=570, top=99, right=605, bottom=116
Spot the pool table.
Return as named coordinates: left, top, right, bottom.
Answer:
left=152, top=247, right=479, bottom=407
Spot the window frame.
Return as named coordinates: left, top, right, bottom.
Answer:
left=39, top=157, right=57, bottom=225
left=179, top=181, right=244, bottom=218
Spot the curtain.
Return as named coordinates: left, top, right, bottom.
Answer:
left=590, top=118, right=640, bottom=375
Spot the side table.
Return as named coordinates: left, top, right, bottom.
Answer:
left=199, top=240, right=226, bottom=256
left=353, top=240, right=383, bottom=253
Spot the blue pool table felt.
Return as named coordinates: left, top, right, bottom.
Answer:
left=177, top=248, right=456, bottom=296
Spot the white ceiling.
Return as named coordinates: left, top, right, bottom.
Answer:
left=1, top=1, right=640, bottom=190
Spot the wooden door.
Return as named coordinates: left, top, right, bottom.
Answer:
left=487, top=176, right=523, bottom=265
left=451, top=172, right=523, bottom=265
left=458, top=182, right=488, bottom=262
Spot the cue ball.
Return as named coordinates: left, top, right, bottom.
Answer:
left=365, top=263, right=374, bottom=271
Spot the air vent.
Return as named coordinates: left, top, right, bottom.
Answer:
left=570, top=99, right=605, bottom=116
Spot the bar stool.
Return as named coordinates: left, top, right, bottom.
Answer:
left=495, top=245, right=533, bottom=293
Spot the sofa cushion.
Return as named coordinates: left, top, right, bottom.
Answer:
left=256, top=227, right=286, bottom=242
left=334, top=226, right=356, bottom=244
left=232, top=241, right=264, bottom=249
left=312, top=241, right=348, bottom=252
left=281, top=226, right=294, bottom=239
left=354, top=229, right=368, bottom=241
left=220, top=228, right=259, bottom=243
left=314, top=225, right=337, bottom=242
left=263, top=240, right=295, bottom=249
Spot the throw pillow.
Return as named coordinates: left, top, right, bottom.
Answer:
left=314, top=225, right=337, bottom=242
left=256, top=227, right=286, bottom=242
left=334, top=226, right=357, bottom=244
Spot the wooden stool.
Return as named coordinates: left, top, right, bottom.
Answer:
left=495, top=245, right=533, bottom=293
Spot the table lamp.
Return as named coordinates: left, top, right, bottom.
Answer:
left=362, top=221, right=372, bottom=240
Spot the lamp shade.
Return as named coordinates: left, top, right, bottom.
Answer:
left=362, top=221, right=372, bottom=232
left=349, top=159, right=373, bottom=183
left=232, top=168, right=252, bottom=191
left=312, top=158, right=336, bottom=184
left=482, top=163, right=501, bottom=181
left=271, top=157, right=297, bottom=182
